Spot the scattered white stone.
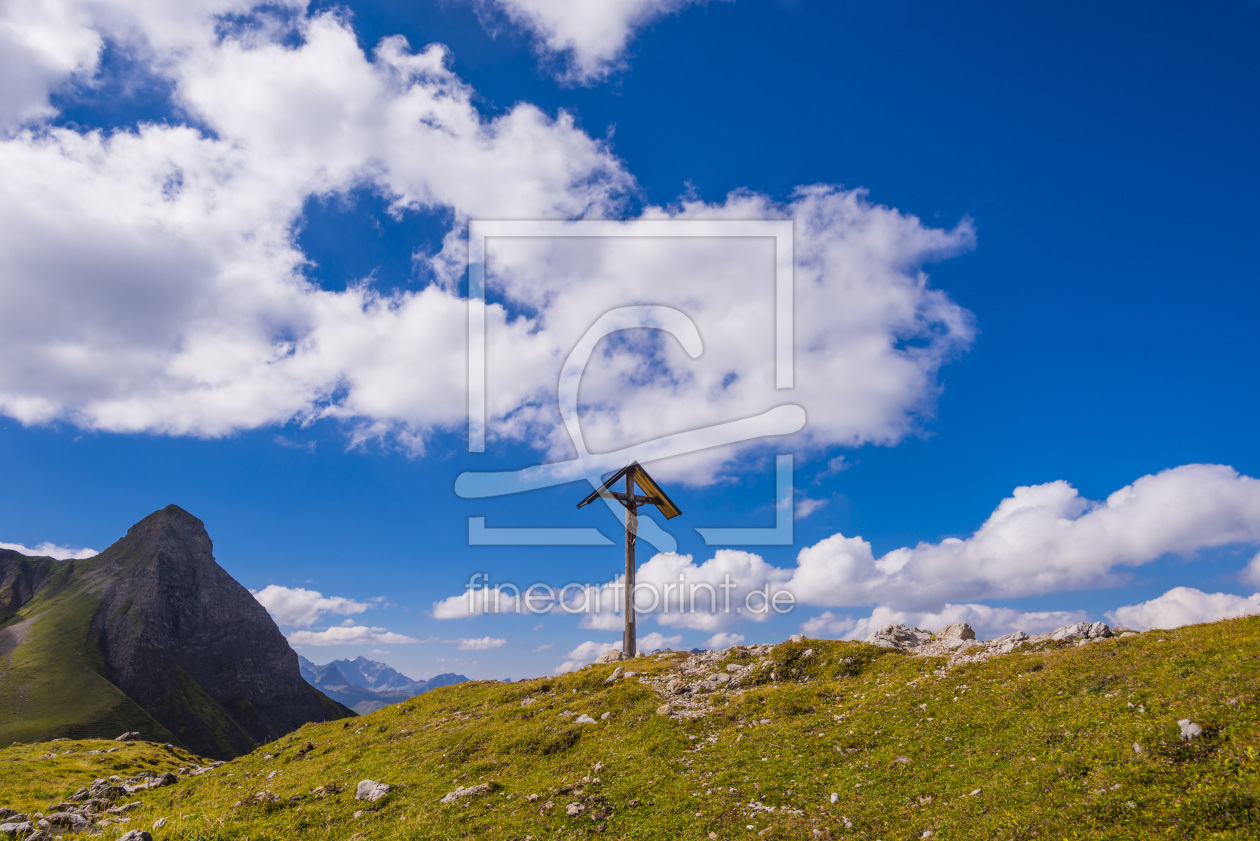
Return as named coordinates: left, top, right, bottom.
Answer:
left=574, top=714, right=597, bottom=724
left=829, top=793, right=838, bottom=804
left=355, top=780, right=392, bottom=802
left=440, top=783, right=490, bottom=804
left=152, top=817, right=167, bottom=829
left=1178, top=719, right=1203, bottom=740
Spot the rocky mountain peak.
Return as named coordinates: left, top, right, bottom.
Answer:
left=99, top=504, right=214, bottom=571
left=0, top=506, right=353, bottom=759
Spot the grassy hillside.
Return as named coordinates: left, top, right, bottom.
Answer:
left=0, top=591, right=178, bottom=746
left=3, top=617, right=1258, bottom=839
left=0, top=739, right=208, bottom=814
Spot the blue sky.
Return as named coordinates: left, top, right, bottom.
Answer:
left=1, top=0, right=1258, bottom=680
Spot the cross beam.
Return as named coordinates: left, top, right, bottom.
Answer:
left=576, top=462, right=681, bottom=658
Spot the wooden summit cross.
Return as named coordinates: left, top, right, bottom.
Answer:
left=576, top=462, right=681, bottom=658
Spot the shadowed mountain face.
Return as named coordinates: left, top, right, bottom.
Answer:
left=298, top=654, right=467, bottom=714
left=0, top=506, right=353, bottom=758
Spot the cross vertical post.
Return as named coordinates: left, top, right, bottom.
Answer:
left=577, top=461, right=681, bottom=661
left=624, top=470, right=637, bottom=657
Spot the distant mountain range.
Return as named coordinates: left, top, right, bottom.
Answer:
left=299, top=655, right=467, bottom=714
left=0, top=505, right=353, bottom=758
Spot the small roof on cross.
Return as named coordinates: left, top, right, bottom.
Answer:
left=575, top=461, right=682, bottom=520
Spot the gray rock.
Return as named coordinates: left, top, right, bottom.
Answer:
left=936, top=622, right=975, bottom=641
left=116, top=832, right=153, bottom=841
left=355, top=780, right=391, bottom=802
left=574, top=714, right=597, bottom=724
left=788, top=634, right=805, bottom=643
left=108, top=802, right=142, bottom=815
left=1178, top=719, right=1203, bottom=740
left=150, top=772, right=178, bottom=788
left=566, top=801, right=584, bottom=816
left=38, top=812, right=89, bottom=833
left=1047, top=621, right=1109, bottom=643
left=604, top=667, right=623, bottom=685
left=595, top=649, right=625, bottom=664
left=439, top=783, right=491, bottom=804
left=0, top=822, right=33, bottom=837
left=867, top=623, right=933, bottom=650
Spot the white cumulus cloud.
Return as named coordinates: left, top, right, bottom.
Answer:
left=639, top=631, right=682, bottom=651
left=0, top=540, right=98, bottom=560
left=555, top=639, right=620, bottom=673
left=287, top=624, right=420, bottom=646
left=252, top=584, right=371, bottom=627
left=457, top=636, right=508, bottom=650
left=1106, top=587, right=1260, bottom=631
left=0, top=3, right=977, bottom=483
left=1240, top=552, right=1260, bottom=589
left=702, top=631, right=744, bottom=649
left=782, top=463, right=1260, bottom=612
left=474, top=0, right=726, bottom=83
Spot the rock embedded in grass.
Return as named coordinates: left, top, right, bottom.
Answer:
left=356, top=780, right=392, bottom=802
left=1177, top=719, right=1203, bottom=740
left=37, top=811, right=88, bottom=833
left=439, top=783, right=490, bottom=804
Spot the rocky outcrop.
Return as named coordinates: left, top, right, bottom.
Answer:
left=0, top=551, right=58, bottom=625
left=864, top=620, right=1117, bottom=662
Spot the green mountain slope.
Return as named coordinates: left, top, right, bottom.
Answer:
left=4, top=615, right=1257, bottom=839
left=0, top=590, right=176, bottom=745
